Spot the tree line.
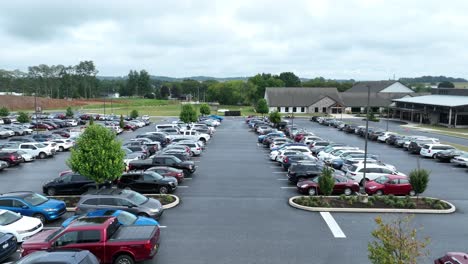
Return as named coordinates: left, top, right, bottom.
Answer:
left=0, top=63, right=354, bottom=105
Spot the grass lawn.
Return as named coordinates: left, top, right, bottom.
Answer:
left=415, top=125, right=468, bottom=139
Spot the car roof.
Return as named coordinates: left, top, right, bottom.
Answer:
left=17, top=249, right=95, bottom=264
left=69, top=216, right=114, bottom=227
left=0, top=191, right=34, bottom=198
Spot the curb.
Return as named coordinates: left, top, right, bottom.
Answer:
left=288, top=196, right=456, bottom=214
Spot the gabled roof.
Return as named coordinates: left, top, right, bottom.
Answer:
left=342, top=92, right=426, bottom=107
left=265, top=87, right=343, bottom=107
left=347, top=81, right=403, bottom=93
left=393, top=95, right=468, bottom=107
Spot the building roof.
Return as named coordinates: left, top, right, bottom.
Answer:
left=393, top=95, right=468, bottom=107
left=264, top=87, right=343, bottom=107
left=346, top=80, right=400, bottom=93
left=341, top=92, right=416, bottom=107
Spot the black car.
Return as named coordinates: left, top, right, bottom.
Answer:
left=117, top=171, right=178, bottom=194
left=385, top=134, right=400, bottom=145
left=344, top=125, right=357, bottom=133
left=16, top=249, right=99, bottom=264
left=408, top=140, right=427, bottom=154
left=287, top=163, right=322, bottom=183
left=160, top=149, right=190, bottom=161
left=434, top=149, right=465, bottom=162
left=42, top=173, right=101, bottom=196
left=9, top=137, right=36, bottom=143
left=368, top=131, right=384, bottom=141
left=0, top=232, right=17, bottom=263
left=128, top=155, right=196, bottom=175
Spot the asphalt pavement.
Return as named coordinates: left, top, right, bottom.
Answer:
left=0, top=118, right=467, bottom=263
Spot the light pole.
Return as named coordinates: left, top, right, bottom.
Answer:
left=361, top=85, right=371, bottom=193
left=386, top=106, right=389, bottom=131
left=34, top=86, right=38, bottom=135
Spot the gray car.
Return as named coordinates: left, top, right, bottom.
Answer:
left=75, top=188, right=164, bottom=219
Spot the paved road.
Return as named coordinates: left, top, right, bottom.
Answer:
left=1, top=118, right=467, bottom=263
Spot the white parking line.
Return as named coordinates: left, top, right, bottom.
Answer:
left=177, top=185, right=189, bottom=188
left=280, top=186, right=296, bottom=189
left=184, top=178, right=192, bottom=180
left=159, top=225, right=167, bottom=228
left=270, top=166, right=283, bottom=169
left=277, top=179, right=288, bottom=181
left=320, top=212, right=346, bottom=238
left=272, top=171, right=285, bottom=174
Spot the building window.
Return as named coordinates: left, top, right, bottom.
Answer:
left=285, top=107, right=289, bottom=112
left=322, top=107, right=327, bottom=113
left=314, top=107, right=319, bottom=113
left=301, top=107, right=305, bottom=112
left=277, top=107, right=280, bottom=112
left=292, top=107, right=296, bottom=113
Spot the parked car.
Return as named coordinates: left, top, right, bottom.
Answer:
left=408, top=140, right=439, bottom=154
left=377, top=132, right=397, bottom=142
left=434, top=149, right=465, bottom=163
left=281, top=154, right=317, bottom=171
left=21, top=216, right=160, bottom=264
left=0, top=191, right=66, bottom=223
left=296, top=175, right=360, bottom=196
left=365, top=175, right=415, bottom=196
left=117, top=171, right=178, bottom=194
left=0, top=150, right=24, bottom=166
left=420, top=143, right=456, bottom=158
left=175, top=141, right=203, bottom=156
left=128, top=155, right=196, bottom=175
left=0, top=161, right=7, bottom=171
left=0, top=209, right=43, bottom=242
left=16, top=249, right=100, bottom=264
left=3, top=142, right=53, bottom=159
left=42, top=173, right=103, bottom=196
left=451, top=152, right=468, bottom=167
left=368, top=130, right=385, bottom=141
left=308, top=141, right=331, bottom=154
left=75, top=188, right=164, bottom=219
left=146, top=166, right=185, bottom=183
left=0, top=232, right=17, bottom=263
left=62, top=209, right=159, bottom=227
left=345, top=163, right=406, bottom=185
left=434, top=252, right=468, bottom=264
left=287, top=163, right=322, bottom=183
left=52, top=139, right=74, bottom=151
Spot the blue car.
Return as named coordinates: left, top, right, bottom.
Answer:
left=258, top=132, right=285, bottom=143
left=62, top=209, right=159, bottom=227
left=0, top=191, right=66, bottom=223
left=0, top=232, right=17, bottom=263
left=208, top=115, right=224, bottom=121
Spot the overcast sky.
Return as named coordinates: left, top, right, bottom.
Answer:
left=0, top=0, right=467, bottom=80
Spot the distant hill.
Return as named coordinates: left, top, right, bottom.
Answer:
left=399, top=76, right=467, bottom=84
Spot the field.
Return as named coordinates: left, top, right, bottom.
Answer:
left=453, top=82, right=468, bottom=89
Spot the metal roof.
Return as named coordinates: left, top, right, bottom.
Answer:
left=393, top=95, right=468, bottom=107
left=265, top=87, right=344, bottom=106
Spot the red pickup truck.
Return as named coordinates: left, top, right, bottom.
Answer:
left=21, top=216, right=160, bottom=264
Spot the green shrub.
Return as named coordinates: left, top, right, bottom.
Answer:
left=339, top=194, right=346, bottom=200
left=433, top=203, right=444, bottom=210
left=409, top=169, right=430, bottom=198
left=395, top=200, right=406, bottom=208
left=407, top=202, right=416, bottom=209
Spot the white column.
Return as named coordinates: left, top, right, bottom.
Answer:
left=454, top=111, right=458, bottom=127
left=448, top=108, right=452, bottom=126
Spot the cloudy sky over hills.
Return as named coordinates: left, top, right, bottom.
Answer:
left=0, top=0, right=467, bottom=80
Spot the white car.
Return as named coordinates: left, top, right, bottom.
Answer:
left=343, top=160, right=397, bottom=173
left=377, top=132, right=397, bottom=142
left=16, top=150, right=35, bottom=162
left=317, top=146, right=358, bottom=161
left=0, top=209, right=43, bottom=242
left=3, top=142, right=53, bottom=159
left=403, top=136, right=438, bottom=150
left=345, top=163, right=406, bottom=184
left=65, top=119, right=78, bottom=126
left=303, top=136, right=322, bottom=145
left=451, top=152, right=468, bottom=166
left=420, top=144, right=456, bottom=158
left=0, top=128, right=14, bottom=138
left=324, top=149, right=364, bottom=164
left=176, top=141, right=203, bottom=156
left=53, top=139, right=74, bottom=152
left=42, top=141, right=59, bottom=153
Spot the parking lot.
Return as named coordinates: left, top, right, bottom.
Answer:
left=1, top=117, right=467, bottom=263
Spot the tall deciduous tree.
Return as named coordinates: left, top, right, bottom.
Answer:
left=437, top=81, right=455, bottom=88
left=269, top=111, right=281, bottom=125
left=368, top=216, right=429, bottom=264
left=67, top=125, right=125, bottom=185
left=160, top=85, right=170, bottom=99
left=409, top=169, right=430, bottom=198
left=138, top=70, right=151, bottom=96
left=199, top=103, right=211, bottom=115
left=256, top=98, right=269, bottom=116
left=179, top=104, right=198, bottom=123
left=130, top=109, right=139, bottom=119
left=278, top=72, right=301, bottom=87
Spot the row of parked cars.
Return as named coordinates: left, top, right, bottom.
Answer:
left=314, top=117, right=468, bottom=170
left=0, top=115, right=223, bottom=263
left=246, top=116, right=416, bottom=197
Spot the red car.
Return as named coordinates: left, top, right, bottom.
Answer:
left=365, top=175, right=415, bottom=196
left=296, top=175, right=360, bottom=196
left=294, top=132, right=312, bottom=143
left=21, top=216, right=160, bottom=264
left=434, top=252, right=468, bottom=264
left=146, top=166, right=185, bottom=183
left=52, top=131, right=70, bottom=138
left=31, top=123, right=53, bottom=130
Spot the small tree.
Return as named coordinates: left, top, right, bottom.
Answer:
left=318, top=167, right=335, bottom=196
left=119, top=115, right=125, bottom=128
left=0, top=107, right=9, bottom=117
left=66, top=107, right=74, bottom=118
left=409, top=169, right=430, bottom=198
left=256, top=98, right=269, bottom=116
left=269, top=111, right=281, bottom=126
left=368, top=215, right=429, bottom=264
left=17, top=112, right=30, bottom=123
left=89, top=116, right=94, bottom=125
left=67, top=125, right=125, bottom=186
left=130, top=109, right=139, bottom=119
left=199, top=103, right=211, bottom=116
left=180, top=104, right=198, bottom=123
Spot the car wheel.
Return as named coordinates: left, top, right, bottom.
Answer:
left=59, top=146, right=64, bottom=152
left=159, top=186, right=169, bottom=194
left=33, top=213, right=46, bottom=223
left=308, top=188, right=316, bottom=196
left=409, top=190, right=416, bottom=196
left=432, top=154, right=437, bottom=159
left=38, top=152, right=47, bottom=159
left=114, top=254, right=134, bottom=264
left=47, top=188, right=56, bottom=196
left=137, top=212, right=149, bottom=217
left=375, top=190, right=383, bottom=196
left=343, top=188, right=352, bottom=196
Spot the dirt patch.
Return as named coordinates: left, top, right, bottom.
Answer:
left=0, top=95, right=116, bottom=111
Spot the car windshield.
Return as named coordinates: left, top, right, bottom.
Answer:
left=23, top=193, right=49, bottom=206
left=117, top=211, right=138, bottom=225
left=122, top=148, right=132, bottom=154
left=0, top=210, right=22, bottom=225
left=125, top=190, right=148, bottom=205
left=171, top=156, right=182, bottom=163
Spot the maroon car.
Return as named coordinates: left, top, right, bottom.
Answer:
left=434, top=252, right=468, bottom=264
left=0, top=151, right=24, bottom=167
left=146, top=166, right=185, bottom=183
left=53, top=131, right=70, bottom=138
left=31, top=123, right=53, bottom=130
left=365, top=175, right=415, bottom=196
left=296, top=175, right=360, bottom=196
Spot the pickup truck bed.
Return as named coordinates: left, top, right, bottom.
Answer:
left=110, top=225, right=158, bottom=241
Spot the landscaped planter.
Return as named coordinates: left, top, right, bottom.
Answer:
left=289, top=195, right=456, bottom=214
left=49, top=194, right=179, bottom=211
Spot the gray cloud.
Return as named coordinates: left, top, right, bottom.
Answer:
left=0, top=0, right=467, bottom=80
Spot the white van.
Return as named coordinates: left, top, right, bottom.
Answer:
left=155, top=124, right=182, bottom=132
